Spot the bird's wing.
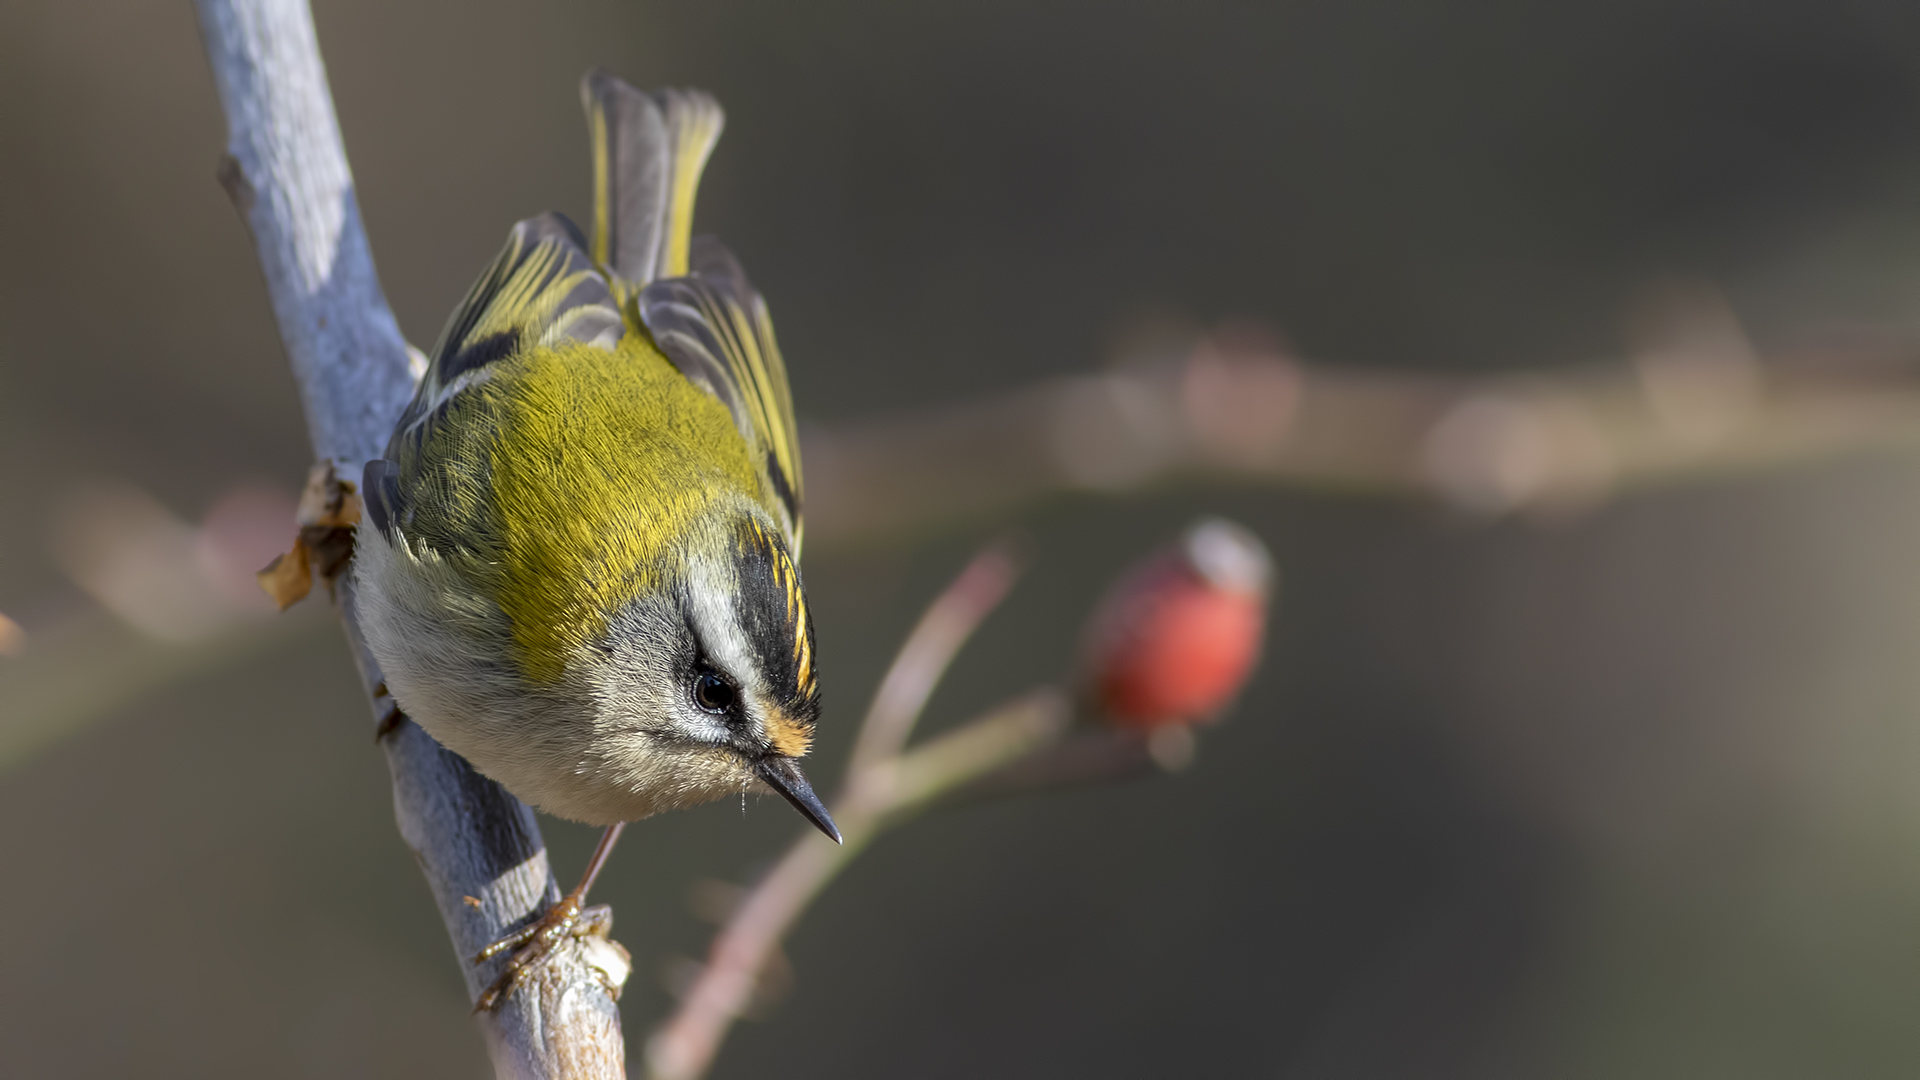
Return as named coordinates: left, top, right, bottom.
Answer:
left=637, top=238, right=804, bottom=550
left=369, top=73, right=804, bottom=553
left=584, top=71, right=805, bottom=550
left=400, top=213, right=623, bottom=443
left=366, top=212, right=622, bottom=540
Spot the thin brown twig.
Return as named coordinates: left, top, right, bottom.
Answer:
left=867, top=692, right=1074, bottom=814
left=641, top=543, right=1047, bottom=1080
left=844, top=539, right=1024, bottom=778
left=939, top=728, right=1167, bottom=803
left=643, top=690, right=1069, bottom=1080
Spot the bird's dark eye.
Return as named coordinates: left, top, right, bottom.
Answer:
left=692, top=670, right=736, bottom=714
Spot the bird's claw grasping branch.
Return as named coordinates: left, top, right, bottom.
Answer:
left=475, top=902, right=621, bottom=1013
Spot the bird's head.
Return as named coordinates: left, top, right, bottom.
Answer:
left=579, top=503, right=836, bottom=841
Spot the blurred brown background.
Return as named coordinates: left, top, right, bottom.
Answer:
left=8, top=0, right=1920, bottom=1076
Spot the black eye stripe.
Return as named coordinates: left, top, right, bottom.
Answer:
left=726, top=518, right=819, bottom=722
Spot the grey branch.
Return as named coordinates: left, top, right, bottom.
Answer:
left=192, top=1, right=628, bottom=1076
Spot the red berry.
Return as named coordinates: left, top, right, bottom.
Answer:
left=1084, top=519, right=1272, bottom=729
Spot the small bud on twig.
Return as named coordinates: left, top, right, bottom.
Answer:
left=1083, top=518, right=1273, bottom=730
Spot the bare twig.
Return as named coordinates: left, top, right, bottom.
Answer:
left=192, top=2, right=626, bottom=1075
left=644, top=542, right=1051, bottom=1080
left=866, top=691, right=1074, bottom=814
left=939, top=728, right=1168, bottom=803
left=844, top=539, right=1023, bottom=777
left=646, top=689, right=1070, bottom=1080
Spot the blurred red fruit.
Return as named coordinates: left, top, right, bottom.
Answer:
left=1083, top=518, right=1273, bottom=729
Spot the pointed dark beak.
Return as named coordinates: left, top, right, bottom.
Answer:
left=754, top=757, right=842, bottom=844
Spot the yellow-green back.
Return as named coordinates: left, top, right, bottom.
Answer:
left=409, top=337, right=757, bottom=683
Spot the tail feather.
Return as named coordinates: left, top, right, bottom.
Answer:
left=581, top=69, right=724, bottom=296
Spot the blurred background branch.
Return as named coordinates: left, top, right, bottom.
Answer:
left=804, top=286, right=1920, bottom=545
left=12, top=292, right=1920, bottom=776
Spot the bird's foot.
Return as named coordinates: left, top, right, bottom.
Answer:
left=473, top=895, right=615, bottom=1012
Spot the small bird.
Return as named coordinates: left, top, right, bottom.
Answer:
left=353, top=70, right=838, bottom=1007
